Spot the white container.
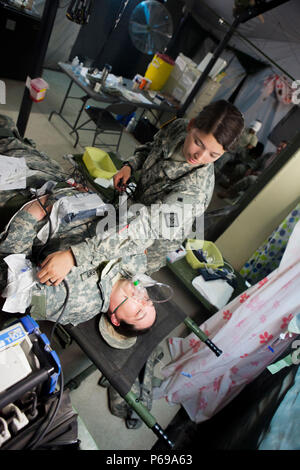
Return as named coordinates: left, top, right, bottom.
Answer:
left=72, top=56, right=79, bottom=71
left=197, top=53, right=227, bottom=79
left=29, top=78, right=49, bottom=102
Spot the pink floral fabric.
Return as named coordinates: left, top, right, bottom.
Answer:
left=153, top=221, right=300, bottom=423
left=262, top=74, right=294, bottom=105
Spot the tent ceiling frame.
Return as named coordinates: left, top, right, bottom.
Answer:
left=193, top=0, right=295, bottom=80
left=177, top=0, right=292, bottom=116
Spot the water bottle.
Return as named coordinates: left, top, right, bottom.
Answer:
left=71, top=56, right=79, bottom=72
left=100, top=64, right=112, bottom=87
left=75, top=62, right=83, bottom=77
left=126, top=117, right=136, bottom=132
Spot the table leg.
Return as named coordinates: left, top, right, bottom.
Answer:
left=48, top=78, right=73, bottom=123
left=73, top=95, right=89, bottom=130
left=48, top=79, right=89, bottom=132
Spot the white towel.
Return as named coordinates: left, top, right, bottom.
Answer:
left=2, top=254, right=36, bottom=313
left=0, top=156, right=27, bottom=190
left=192, top=275, right=234, bottom=309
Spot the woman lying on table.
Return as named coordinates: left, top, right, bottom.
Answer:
left=0, top=192, right=157, bottom=349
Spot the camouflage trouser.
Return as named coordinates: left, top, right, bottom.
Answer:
left=104, top=347, right=163, bottom=429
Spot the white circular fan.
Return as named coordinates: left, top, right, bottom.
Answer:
left=129, top=0, right=173, bottom=55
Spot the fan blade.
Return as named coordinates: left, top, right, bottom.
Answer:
left=130, top=21, right=149, bottom=34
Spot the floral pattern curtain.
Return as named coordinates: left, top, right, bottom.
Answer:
left=153, top=220, right=300, bottom=424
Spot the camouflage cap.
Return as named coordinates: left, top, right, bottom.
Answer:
left=99, top=314, right=137, bottom=349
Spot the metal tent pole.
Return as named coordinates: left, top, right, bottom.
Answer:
left=177, top=0, right=292, bottom=118
left=16, top=0, right=59, bottom=137
left=177, top=16, right=241, bottom=117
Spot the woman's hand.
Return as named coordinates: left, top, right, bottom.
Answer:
left=113, top=166, right=131, bottom=191
left=37, top=249, right=75, bottom=286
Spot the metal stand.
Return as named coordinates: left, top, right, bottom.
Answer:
left=184, top=317, right=222, bottom=356
left=117, top=317, right=222, bottom=449
left=124, top=391, right=174, bottom=449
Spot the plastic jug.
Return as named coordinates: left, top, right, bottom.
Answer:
left=144, top=53, right=175, bottom=91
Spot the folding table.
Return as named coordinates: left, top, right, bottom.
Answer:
left=48, top=62, right=177, bottom=137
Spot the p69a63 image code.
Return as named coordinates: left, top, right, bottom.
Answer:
left=149, top=454, right=193, bottom=465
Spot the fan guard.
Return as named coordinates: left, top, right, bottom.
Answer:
left=129, top=0, right=173, bottom=55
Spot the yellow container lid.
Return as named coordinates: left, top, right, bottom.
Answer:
left=185, top=239, right=224, bottom=270
left=83, top=147, right=118, bottom=179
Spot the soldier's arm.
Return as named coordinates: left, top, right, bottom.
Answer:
left=113, top=128, right=165, bottom=189
left=38, top=161, right=214, bottom=282
left=126, top=141, right=155, bottom=171
left=0, top=197, right=51, bottom=257
left=124, top=121, right=174, bottom=171
left=70, top=176, right=208, bottom=268
left=36, top=192, right=201, bottom=284
left=0, top=211, right=39, bottom=256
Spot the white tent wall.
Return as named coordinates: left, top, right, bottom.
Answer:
left=32, top=0, right=298, bottom=146
left=32, top=0, right=300, bottom=78
left=178, top=39, right=293, bottom=153
left=43, top=9, right=81, bottom=69
left=34, top=0, right=300, bottom=94
left=233, top=67, right=294, bottom=152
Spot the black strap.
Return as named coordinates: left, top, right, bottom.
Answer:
left=122, top=161, right=134, bottom=173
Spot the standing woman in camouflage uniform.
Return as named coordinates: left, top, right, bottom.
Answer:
left=37, top=100, right=244, bottom=285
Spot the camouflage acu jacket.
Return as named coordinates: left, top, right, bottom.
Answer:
left=0, top=115, right=148, bottom=323
left=0, top=114, right=214, bottom=280
left=0, top=191, right=149, bottom=325
left=71, top=119, right=215, bottom=274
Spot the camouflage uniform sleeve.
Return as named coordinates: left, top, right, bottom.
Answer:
left=70, top=205, right=155, bottom=267
left=125, top=124, right=170, bottom=171
left=126, top=141, right=154, bottom=171
left=70, top=164, right=215, bottom=273
left=141, top=164, right=215, bottom=273
left=0, top=211, right=38, bottom=256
